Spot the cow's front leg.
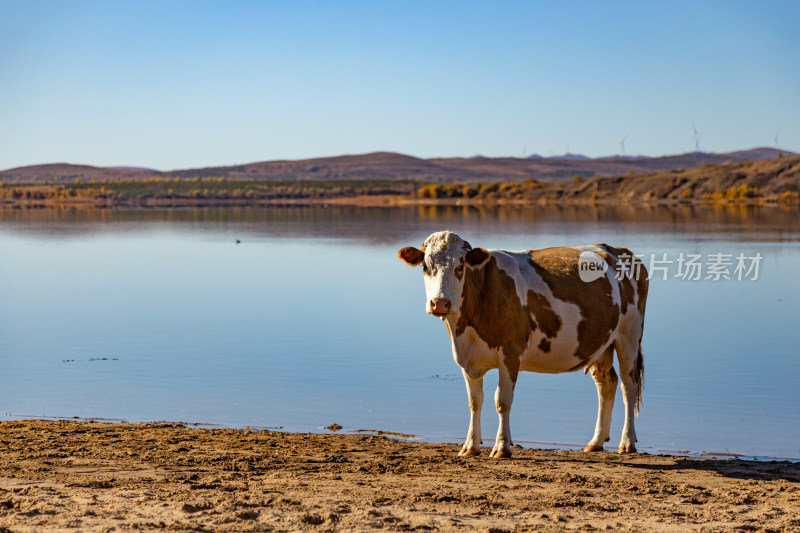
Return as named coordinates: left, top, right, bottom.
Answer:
left=490, top=366, right=516, bottom=458
left=459, top=370, right=483, bottom=457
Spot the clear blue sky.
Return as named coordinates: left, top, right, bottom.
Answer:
left=1, top=0, right=798, bottom=171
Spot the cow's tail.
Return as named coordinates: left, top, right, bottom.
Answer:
left=634, top=348, right=644, bottom=415
left=633, top=252, right=647, bottom=416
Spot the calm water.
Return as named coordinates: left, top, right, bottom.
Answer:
left=1, top=205, right=798, bottom=460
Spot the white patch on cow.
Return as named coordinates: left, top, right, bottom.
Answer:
left=520, top=331, right=582, bottom=373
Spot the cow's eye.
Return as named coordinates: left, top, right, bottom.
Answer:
left=422, top=264, right=429, bottom=274
left=455, top=264, right=464, bottom=277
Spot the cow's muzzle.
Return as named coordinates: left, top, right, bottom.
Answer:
left=429, top=298, right=452, bottom=316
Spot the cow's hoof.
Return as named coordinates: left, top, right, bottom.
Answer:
left=489, top=448, right=512, bottom=459
left=584, top=444, right=605, bottom=452
left=618, top=444, right=637, bottom=454
left=459, top=446, right=481, bottom=457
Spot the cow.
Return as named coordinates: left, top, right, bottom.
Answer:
left=398, top=231, right=648, bottom=458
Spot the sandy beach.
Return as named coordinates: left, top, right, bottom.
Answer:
left=0, top=420, right=797, bottom=531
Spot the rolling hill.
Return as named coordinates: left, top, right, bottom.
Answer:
left=0, top=148, right=794, bottom=184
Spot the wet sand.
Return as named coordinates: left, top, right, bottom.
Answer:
left=0, top=420, right=798, bottom=532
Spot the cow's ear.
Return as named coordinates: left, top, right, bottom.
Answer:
left=398, top=246, right=425, bottom=266
left=465, top=247, right=489, bottom=267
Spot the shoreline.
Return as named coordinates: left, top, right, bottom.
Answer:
left=1, top=419, right=798, bottom=532
left=5, top=413, right=799, bottom=463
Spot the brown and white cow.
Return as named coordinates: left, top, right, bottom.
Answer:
left=399, top=231, right=648, bottom=457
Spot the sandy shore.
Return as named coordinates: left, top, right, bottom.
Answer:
left=0, top=420, right=798, bottom=532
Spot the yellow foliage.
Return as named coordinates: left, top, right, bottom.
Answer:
left=779, top=191, right=799, bottom=203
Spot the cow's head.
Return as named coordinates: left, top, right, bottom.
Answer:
left=398, top=231, right=489, bottom=318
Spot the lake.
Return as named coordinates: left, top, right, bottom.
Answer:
left=1, top=205, right=798, bottom=460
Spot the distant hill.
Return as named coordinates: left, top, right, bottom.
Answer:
left=0, top=147, right=795, bottom=184
left=460, top=154, right=800, bottom=204
left=0, top=163, right=152, bottom=183
left=586, top=153, right=800, bottom=202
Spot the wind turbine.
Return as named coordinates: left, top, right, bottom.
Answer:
left=619, top=135, right=628, bottom=157
left=692, top=123, right=702, bottom=153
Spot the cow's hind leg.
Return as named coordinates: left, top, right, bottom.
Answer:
left=459, top=370, right=483, bottom=457
left=614, top=336, right=643, bottom=453
left=585, top=345, right=617, bottom=452
left=489, top=366, right=516, bottom=459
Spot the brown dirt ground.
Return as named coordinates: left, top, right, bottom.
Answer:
left=0, top=420, right=798, bottom=532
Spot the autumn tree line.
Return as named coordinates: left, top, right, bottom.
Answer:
left=0, top=177, right=417, bottom=205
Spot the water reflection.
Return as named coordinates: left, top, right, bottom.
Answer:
left=1, top=204, right=798, bottom=243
